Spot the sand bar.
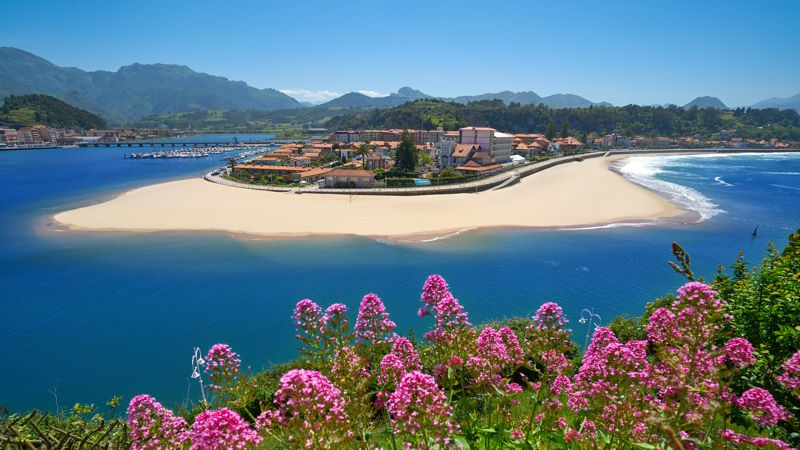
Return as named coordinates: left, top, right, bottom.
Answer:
left=53, top=156, right=685, bottom=241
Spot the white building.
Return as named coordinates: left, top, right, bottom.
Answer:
left=458, top=127, right=514, bottom=164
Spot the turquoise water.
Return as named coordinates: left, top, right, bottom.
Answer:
left=1, top=140, right=799, bottom=412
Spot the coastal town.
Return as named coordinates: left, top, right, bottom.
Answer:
left=226, top=126, right=797, bottom=189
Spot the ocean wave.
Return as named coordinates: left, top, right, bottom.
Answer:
left=714, top=176, right=733, bottom=186
left=770, top=184, right=800, bottom=191
left=764, top=171, right=800, bottom=176
left=560, top=222, right=651, bottom=231
left=616, top=156, right=723, bottom=221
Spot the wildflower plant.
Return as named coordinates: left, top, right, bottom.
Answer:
left=256, top=369, right=354, bottom=448
left=127, top=394, right=187, bottom=450
left=125, top=267, right=800, bottom=450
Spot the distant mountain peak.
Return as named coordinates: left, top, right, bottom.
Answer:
left=751, top=92, right=800, bottom=113
left=684, top=96, right=728, bottom=109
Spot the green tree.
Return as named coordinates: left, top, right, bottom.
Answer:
left=560, top=121, right=569, bottom=138
left=356, top=143, right=371, bottom=166
left=545, top=121, right=557, bottom=140
left=225, top=156, right=238, bottom=171
left=394, top=130, right=417, bottom=173
left=439, top=166, right=456, bottom=178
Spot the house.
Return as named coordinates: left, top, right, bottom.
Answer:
left=298, top=167, right=333, bottom=182
left=323, top=169, right=376, bottom=188
left=551, top=137, right=585, bottom=152
left=455, top=160, right=501, bottom=175
left=449, top=143, right=478, bottom=167
left=289, top=156, right=311, bottom=167
left=365, top=153, right=392, bottom=170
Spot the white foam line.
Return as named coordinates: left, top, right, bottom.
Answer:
left=615, top=156, right=723, bottom=221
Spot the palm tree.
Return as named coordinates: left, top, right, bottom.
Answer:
left=225, top=156, right=237, bottom=172
left=357, top=144, right=371, bottom=167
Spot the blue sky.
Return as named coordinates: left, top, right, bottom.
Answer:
left=2, top=0, right=799, bottom=106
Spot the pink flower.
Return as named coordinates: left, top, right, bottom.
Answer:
left=777, top=350, right=800, bottom=396
left=188, top=408, right=260, bottom=449
left=387, top=371, right=457, bottom=445
left=354, top=293, right=396, bottom=345
left=379, top=353, right=407, bottom=388
left=391, top=337, right=422, bottom=371
left=723, top=337, right=756, bottom=368
left=127, top=394, right=187, bottom=450
left=533, top=302, right=568, bottom=330
left=737, top=388, right=789, bottom=426
left=257, top=369, right=352, bottom=446
left=204, top=344, right=241, bottom=393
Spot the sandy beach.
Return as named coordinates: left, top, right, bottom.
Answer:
left=53, top=156, right=685, bottom=241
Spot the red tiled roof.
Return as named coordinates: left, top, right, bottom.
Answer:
left=452, top=144, right=477, bottom=158
left=455, top=163, right=501, bottom=172
left=325, top=169, right=375, bottom=177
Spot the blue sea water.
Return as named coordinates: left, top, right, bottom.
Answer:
left=1, top=141, right=799, bottom=413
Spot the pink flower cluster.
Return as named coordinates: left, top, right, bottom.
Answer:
left=777, top=349, right=800, bottom=396
left=720, top=429, right=794, bottom=449
left=569, top=327, right=651, bottom=440
left=127, top=394, right=188, bottom=450
left=419, top=275, right=472, bottom=350
left=354, top=293, right=396, bottom=346
left=257, top=369, right=352, bottom=447
left=188, top=408, right=261, bottom=450
left=204, top=344, right=241, bottom=393
left=722, top=337, right=756, bottom=368
left=466, top=326, right=524, bottom=388
left=387, top=371, right=457, bottom=447
left=737, top=387, right=789, bottom=427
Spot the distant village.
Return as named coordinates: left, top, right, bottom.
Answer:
left=0, top=126, right=178, bottom=148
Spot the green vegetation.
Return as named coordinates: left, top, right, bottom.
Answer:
left=394, top=130, right=417, bottom=172
left=330, top=99, right=800, bottom=141
left=0, top=94, right=107, bottom=129
left=132, top=107, right=363, bottom=134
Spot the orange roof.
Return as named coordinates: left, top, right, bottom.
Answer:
left=299, top=168, right=333, bottom=179
left=452, top=144, right=477, bottom=158
left=234, top=164, right=309, bottom=172
left=325, top=169, right=375, bottom=177
left=455, top=163, right=501, bottom=172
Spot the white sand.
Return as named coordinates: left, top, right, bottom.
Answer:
left=54, top=156, right=685, bottom=240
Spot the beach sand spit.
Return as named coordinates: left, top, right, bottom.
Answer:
left=54, top=157, right=685, bottom=241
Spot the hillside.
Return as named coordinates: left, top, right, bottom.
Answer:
left=0, top=94, right=107, bottom=129
left=751, top=93, right=800, bottom=113
left=684, top=96, right=728, bottom=109
left=0, top=47, right=300, bottom=122
left=329, top=98, right=800, bottom=140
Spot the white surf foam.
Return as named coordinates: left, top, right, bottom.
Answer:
left=714, top=176, right=733, bottom=187
left=616, top=156, right=723, bottom=221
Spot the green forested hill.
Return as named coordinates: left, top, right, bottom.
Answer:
left=0, top=94, right=107, bottom=129
left=329, top=99, right=800, bottom=141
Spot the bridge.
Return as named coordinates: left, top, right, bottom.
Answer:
left=77, top=140, right=273, bottom=148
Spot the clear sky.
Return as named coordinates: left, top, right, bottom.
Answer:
left=2, top=0, right=798, bottom=106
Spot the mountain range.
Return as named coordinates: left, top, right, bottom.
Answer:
left=318, top=87, right=609, bottom=109
left=1, top=47, right=798, bottom=124
left=0, top=47, right=300, bottom=123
